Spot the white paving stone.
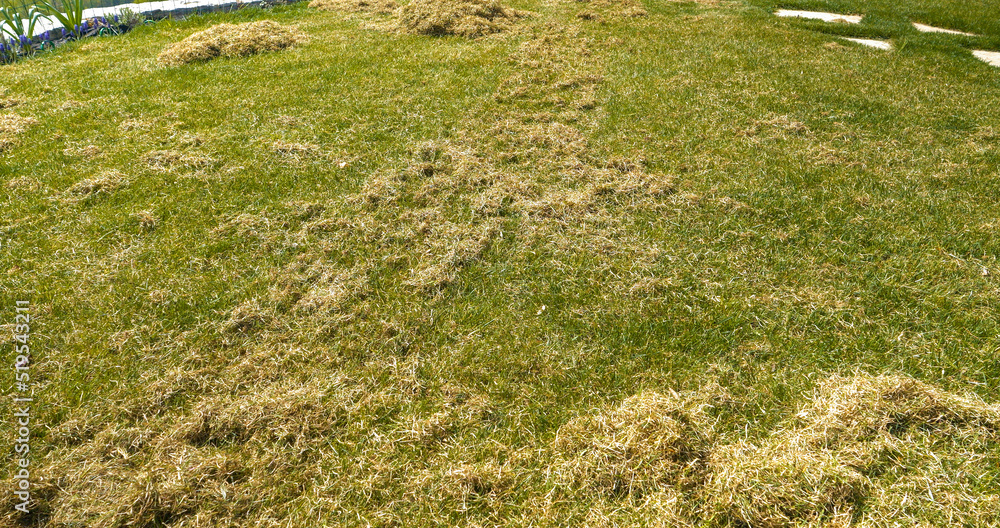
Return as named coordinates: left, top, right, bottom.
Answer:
left=912, top=22, right=976, bottom=37
left=775, top=9, right=862, bottom=24
left=843, top=38, right=892, bottom=51
left=973, top=50, right=1000, bottom=67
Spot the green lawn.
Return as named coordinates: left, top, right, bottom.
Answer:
left=2, top=0, right=999, bottom=526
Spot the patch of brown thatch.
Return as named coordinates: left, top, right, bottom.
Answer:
left=705, top=443, right=865, bottom=527
left=796, top=373, right=1000, bottom=443
left=551, top=373, right=1000, bottom=527
left=157, top=20, right=305, bottom=66
left=403, top=219, right=501, bottom=292
left=309, top=0, right=398, bottom=13
left=396, top=0, right=527, bottom=38
left=174, top=379, right=337, bottom=447
left=0, top=113, right=36, bottom=135
left=552, top=385, right=728, bottom=496
left=144, top=149, right=217, bottom=171
left=6, top=175, right=44, bottom=192
left=64, top=170, right=129, bottom=197
left=576, top=0, right=647, bottom=18
left=0, top=113, right=37, bottom=151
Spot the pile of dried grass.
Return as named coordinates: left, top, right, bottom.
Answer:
left=64, top=170, right=129, bottom=197
left=703, top=373, right=1000, bottom=527
left=551, top=373, right=1000, bottom=527
left=292, top=264, right=370, bottom=314
left=796, top=373, right=1000, bottom=443
left=309, top=0, right=398, bottom=13
left=157, top=20, right=304, bottom=66
left=144, top=149, right=217, bottom=171
left=552, top=386, right=726, bottom=496
left=0, top=113, right=37, bottom=151
left=173, top=379, right=337, bottom=447
left=705, top=442, right=866, bottom=527
left=396, top=0, right=527, bottom=38
left=403, top=219, right=501, bottom=292
left=575, top=0, right=647, bottom=18
left=0, top=113, right=36, bottom=135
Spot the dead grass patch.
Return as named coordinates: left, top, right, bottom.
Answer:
left=741, top=115, right=812, bottom=138
left=64, top=170, right=129, bottom=197
left=144, top=149, right=217, bottom=171
left=703, top=373, right=1000, bottom=526
left=0, top=113, right=37, bottom=151
left=221, top=300, right=272, bottom=334
left=705, top=443, right=865, bottom=527
left=271, top=140, right=323, bottom=161
left=399, top=394, right=496, bottom=445
left=794, top=373, right=1000, bottom=444
left=213, top=213, right=274, bottom=239
left=309, top=0, right=398, bottom=13
left=119, top=118, right=156, bottom=132
left=550, top=373, right=999, bottom=527
left=62, top=143, right=102, bottom=158
left=396, top=0, right=528, bottom=38
left=404, top=220, right=501, bottom=292
left=576, top=0, right=647, bottom=17
left=55, top=99, right=87, bottom=111
left=293, top=265, right=371, bottom=313
left=553, top=385, right=728, bottom=495
left=175, top=379, right=337, bottom=447
left=0, top=113, right=35, bottom=135
left=157, top=20, right=305, bottom=66
left=6, top=175, right=44, bottom=191
left=133, top=210, right=160, bottom=230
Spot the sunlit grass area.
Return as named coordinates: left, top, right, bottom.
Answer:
left=2, top=0, right=999, bottom=525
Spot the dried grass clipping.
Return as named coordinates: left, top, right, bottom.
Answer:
left=396, top=0, right=527, bottom=38
left=309, top=0, right=398, bottom=13
left=704, top=373, right=1000, bottom=527
left=157, top=20, right=304, bottom=66
left=0, top=113, right=37, bottom=152
left=64, top=170, right=129, bottom=197
left=552, top=386, right=725, bottom=496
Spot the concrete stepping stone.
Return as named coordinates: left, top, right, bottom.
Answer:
left=843, top=37, right=892, bottom=50
left=776, top=9, right=862, bottom=24
left=973, top=50, right=1000, bottom=67
left=912, top=22, right=976, bottom=37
